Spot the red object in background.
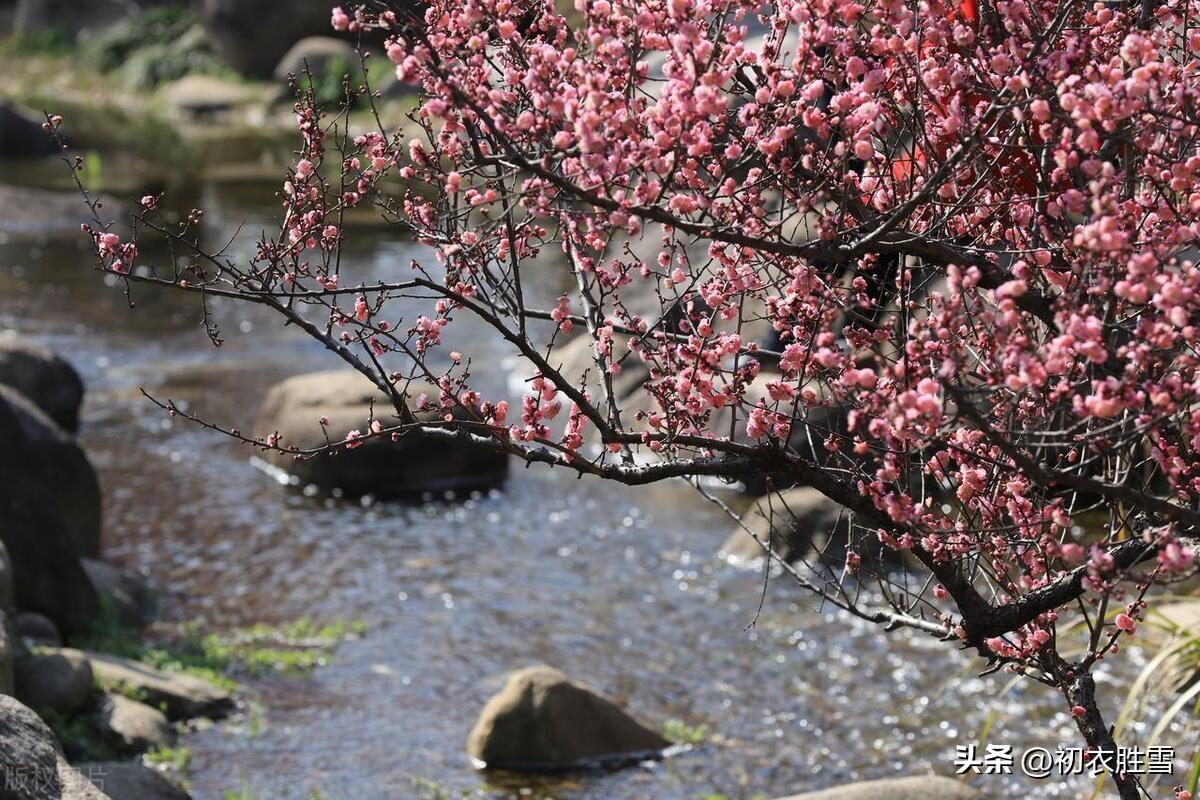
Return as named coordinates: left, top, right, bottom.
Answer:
left=885, top=0, right=1041, bottom=198
left=955, top=0, right=980, bottom=26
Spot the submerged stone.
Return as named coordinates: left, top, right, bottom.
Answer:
left=467, top=665, right=669, bottom=771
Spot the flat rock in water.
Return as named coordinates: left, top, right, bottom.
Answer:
left=160, top=75, right=259, bottom=117
left=467, top=665, right=669, bottom=771
left=774, top=776, right=983, bottom=800
left=98, top=693, right=175, bottom=754
left=255, top=370, right=509, bottom=497
left=75, top=762, right=188, bottom=799
left=86, top=652, right=233, bottom=721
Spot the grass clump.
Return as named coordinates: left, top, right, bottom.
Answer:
left=38, top=706, right=120, bottom=763
left=144, top=744, right=193, bottom=773
left=76, top=601, right=365, bottom=691
left=664, top=718, right=709, bottom=745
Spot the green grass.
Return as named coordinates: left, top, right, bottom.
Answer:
left=76, top=597, right=365, bottom=692
left=664, top=718, right=709, bottom=745
left=145, top=744, right=193, bottom=772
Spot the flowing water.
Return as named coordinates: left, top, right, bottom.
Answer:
left=0, top=150, right=1160, bottom=800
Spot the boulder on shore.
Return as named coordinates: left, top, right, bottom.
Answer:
left=255, top=371, right=509, bottom=497
left=98, top=693, right=175, bottom=755
left=14, top=610, right=62, bottom=646
left=774, top=775, right=982, bottom=800
left=273, top=36, right=359, bottom=84
left=1, top=385, right=102, bottom=559
left=467, top=665, right=669, bottom=771
left=0, top=694, right=64, bottom=798
left=0, top=337, right=84, bottom=433
left=14, top=647, right=95, bottom=714
left=202, top=0, right=348, bottom=78
left=0, top=394, right=99, bottom=635
left=87, top=651, right=233, bottom=720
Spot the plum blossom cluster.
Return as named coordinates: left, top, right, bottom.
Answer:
left=69, top=2, right=1200, bottom=796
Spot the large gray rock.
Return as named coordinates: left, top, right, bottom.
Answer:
left=273, top=36, right=359, bottom=83
left=467, top=666, right=669, bottom=771
left=0, top=694, right=63, bottom=799
left=0, top=338, right=84, bottom=433
left=202, top=0, right=348, bottom=78
left=86, top=652, right=233, bottom=721
left=0, top=395, right=99, bottom=635
left=76, top=762, right=188, bottom=800
left=255, top=371, right=509, bottom=497
left=14, top=647, right=95, bottom=714
left=97, top=694, right=175, bottom=755
left=81, top=559, right=155, bottom=627
left=1, top=386, right=101, bottom=559
left=775, top=776, right=982, bottom=800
